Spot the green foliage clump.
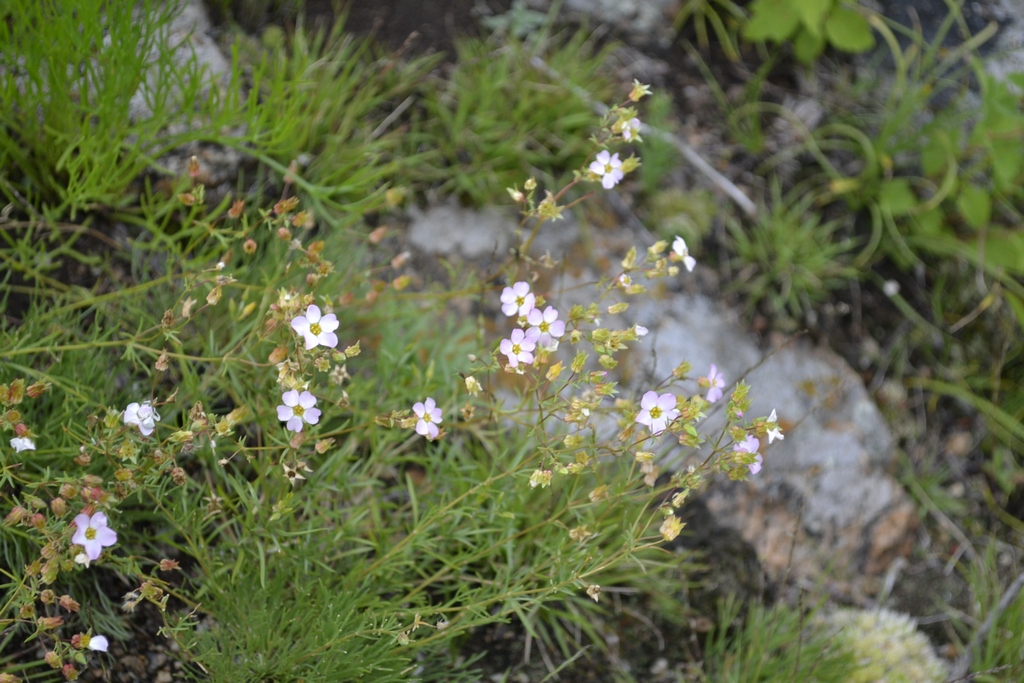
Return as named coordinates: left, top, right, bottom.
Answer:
left=411, top=30, right=615, bottom=205
left=727, top=180, right=856, bottom=319
left=743, top=0, right=875, bottom=63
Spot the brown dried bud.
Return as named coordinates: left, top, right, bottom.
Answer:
left=50, top=498, right=66, bottom=517
left=19, top=603, right=35, bottom=619
left=268, top=346, right=288, bottom=364
left=243, top=238, right=257, bottom=254
left=30, top=513, right=45, bottom=530
left=155, top=349, right=170, bottom=372
left=14, top=422, right=28, bottom=437
left=74, top=450, right=92, bottom=466
left=61, top=663, right=79, bottom=681
left=277, top=226, right=292, bottom=241
left=228, top=199, right=245, bottom=219
left=159, top=558, right=180, bottom=572
left=274, top=197, right=299, bottom=215
left=161, top=309, right=175, bottom=329
left=368, top=226, right=387, bottom=244
left=178, top=192, right=195, bottom=206
left=171, top=467, right=186, bottom=486
left=59, top=595, right=80, bottom=612
left=26, top=381, right=49, bottom=398
left=0, top=672, right=23, bottom=683
left=4, top=505, right=26, bottom=525
left=188, top=155, right=201, bottom=178
left=37, top=615, right=64, bottom=630
left=45, top=650, right=61, bottom=668
left=39, top=589, right=56, bottom=604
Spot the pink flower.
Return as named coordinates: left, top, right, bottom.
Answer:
left=635, top=391, right=680, bottom=435
left=589, top=150, right=624, bottom=189
left=733, top=434, right=762, bottom=474
left=500, top=281, right=535, bottom=317
left=291, top=305, right=340, bottom=350
left=499, top=328, right=540, bottom=368
left=413, top=398, right=442, bottom=440
left=277, top=390, right=321, bottom=432
left=526, top=306, right=565, bottom=350
left=71, top=512, right=117, bottom=561
left=705, top=364, right=725, bottom=403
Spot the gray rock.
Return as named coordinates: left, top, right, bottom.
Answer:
left=130, top=0, right=231, bottom=122
left=407, top=204, right=515, bottom=260
left=526, top=0, right=679, bottom=48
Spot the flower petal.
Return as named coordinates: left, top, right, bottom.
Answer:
left=304, top=408, right=321, bottom=425
left=277, top=405, right=294, bottom=421
left=306, top=305, right=321, bottom=324
left=89, top=635, right=109, bottom=652
left=298, top=391, right=317, bottom=409
left=291, top=316, right=310, bottom=335
left=282, top=390, right=299, bottom=407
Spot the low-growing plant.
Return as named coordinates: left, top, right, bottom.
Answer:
left=1, top=78, right=790, bottom=683
left=410, top=29, right=615, bottom=205
left=743, top=0, right=876, bottom=64
left=726, top=178, right=857, bottom=320
left=673, top=0, right=748, bottom=62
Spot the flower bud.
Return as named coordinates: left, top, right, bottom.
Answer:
left=4, top=505, right=26, bottom=525
left=40, top=589, right=56, bottom=604
left=50, top=498, right=67, bottom=517
left=171, top=467, right=186, bottom=486
left=277, top=227, right=292, bottom=241
left=243, top=238, right=257, bottom=254
left=45, top=651, right=62, bottom=669
left=61, top=664, right=79, bottom=681
left=14, top=422, right=28, bottom=436
left=30, top=513, right=45, bottom=530
left=60, top=595, right=80, bottom=612
left=37, top=615, right=64, bottom=630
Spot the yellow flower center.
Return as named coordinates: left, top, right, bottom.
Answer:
left=309, top=323, right=322, bottom=335
left=516, top=295, right=526, bottom=307
left=539, top=321, right=550, bottom=333
left=423, top=413, right=434, bottom=424
left=512, top=343, right=522, bottom=355
left=604, top=163, right=613, bottom=173
left=649, top=407, right=662, bottom=419
left=292, top=405, right=305, bottom=417
left=85, top=527, right=97, bottom=540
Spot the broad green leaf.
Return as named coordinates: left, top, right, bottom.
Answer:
left=921, top=134, right=951, bottom=176
left=879, top=179, right=917, bottom=216
left=793, top=28, right=825, bottom=64
left=911, top=208, right=944, bottom=237
left=956, top=183, right=992, bottom=229
left=744, top=0, right=800, bottom=42
left=824, top=7, right=875, bottom=53
left=990, top=140, right=1023, bottom=193
left=796, top=0, right=832, bottom=36
left=974, top=229, right=1024, bottom=274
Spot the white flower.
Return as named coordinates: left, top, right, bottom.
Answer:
left=526, top=306, right=565, bottom=350
left=74, top=553, right=91, bottom=568
left=277, top=390, right=321, bottom=432
left=291, top=304, right=340, bottom=350
left=86, top=634, right=109, bottom=652
left=71, top=512, right=117, bottom=561
left=123, top=401, right=160, bottom=436
left=413, top=398, right=443, bottom=440
left=500, top=281, right=535, bottom=317
left=634, top=324, right=649, bottom=337
left=589, top=150, right=624, bottom=189
left=671, top=235, right=696, bottom=272
left=10, top=437, right=35, bottom=452
left=767, top=408, right=784, bottom=444
left=621, top=117, right=641, bottom=141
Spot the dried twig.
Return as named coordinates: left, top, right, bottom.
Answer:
left=529, top=55, right=758, bottom=219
